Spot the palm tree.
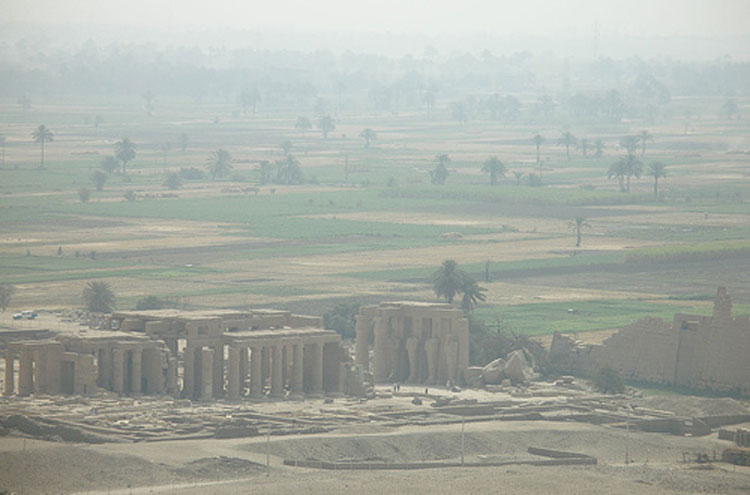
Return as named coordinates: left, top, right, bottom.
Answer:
left=359, top=128, right=376, bottom=147
left=206, top=149, right=233, bottom=180
left=558, top=131, right=578, bottom=161
left=532, top=133, right=545, bottom=179
left=532, top=134, right=545, bottom=165
left=569, top=216, right=591, bottom=247
left=481, top=156, right=506, bottom=185
left=276, top=154, right=304, bottom=184
left=647, top=162, right=666, bottom=200
left=460, top=278, right=487, bottom=313
left=432, top=259, right=467, bottom=304
left=579, top=138, right=590, bottom=158
left=32, top=124, right=54, bottom=169
left=594, top=138, right=605, bottom=158
left=83, top=281, right=115, bottom=313
left=430, top=154, right=450, bottom=185
left=619, top=135, right=639, bottom=157
left=258, top=160, right=274, bottom=185
left=0, top=135, right=6, bottom=167
left=0, top=284, right=15, bottom=311
left=609, top=155, right=642, bottom=192
left=608, top=160, right=627, bottom=192
left=317, top=115, right=336, bottom=139
left=639, top=130, right=653, bottom=156
left=513, top=171, right=524, bottom=185
left=114, top=138, right=136, bottom=175
left=239, top=88, right=261, bottom=116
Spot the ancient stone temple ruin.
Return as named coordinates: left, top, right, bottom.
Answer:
left=355, top=302, right=469, bottom=385
left=550, top=287, right=750, bottom=394
left=3, top=309, right=347, bottom=399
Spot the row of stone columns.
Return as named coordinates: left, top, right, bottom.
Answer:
left=190, top=340, right=330, bottom=401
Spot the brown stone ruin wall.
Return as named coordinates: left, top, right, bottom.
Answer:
left=600, top=318, right=678, bottom=384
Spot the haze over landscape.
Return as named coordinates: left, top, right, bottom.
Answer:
left=0, top=1, right=749, bottom=494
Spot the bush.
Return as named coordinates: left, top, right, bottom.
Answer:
left=163, top=172, right=182, bottom=190
left=135, top=295, right=175, bottom=310
left=78, top=187, right=91, bottom=203
left=594, top=366, right=625, bottom=394
left=123, top=190, right=136, bottom=201
left=179, top=167, right=205, bottom=180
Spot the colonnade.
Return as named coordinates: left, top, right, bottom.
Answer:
left=182, top=338, right=340, bottom=401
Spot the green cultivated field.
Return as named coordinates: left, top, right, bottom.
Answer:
left=1, top=94, right=749, bottom=337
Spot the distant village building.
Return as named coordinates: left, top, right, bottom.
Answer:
left=550, top=287, right=750, bottom=394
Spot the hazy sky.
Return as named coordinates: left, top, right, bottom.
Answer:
left=6, top=0, right=750, bottom=37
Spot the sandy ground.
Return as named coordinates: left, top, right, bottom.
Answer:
left=1, top=416, right=749, bottom=495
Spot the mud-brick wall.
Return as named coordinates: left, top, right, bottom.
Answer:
left=697, top=316, right=750, bottom=393
left=600, top=317, right=678, bottom=384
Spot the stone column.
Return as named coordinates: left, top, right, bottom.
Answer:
left=164, top=338, right=178, bottom=356
left=166, top=356, right=178, bottom=396
left=4, top=351, right=14, bottom=396
left=183, top=345, right=195, bottom=398
left=112, top=348, right=125, bottom=394
left=373, top=317, right=389, bottom=382
left=291, top=341, right=304, bottom=399
left=271, top=345, right=283, bottom=398
left=249, top=346, right=263, bottom=398
left=212, top=344, right=224, bottom=398
left=18, top=350, right=33, bottom=396
left=200, top=347, right=214, bottom=400
left=227, top=346, right=240, bottom=400
left=405, top=337, right=419, bottom=383
left=33, top=349, right=46, bottom=394
left=354, top=315, right=370, bottom=369
left=310, top=342, right=324, bottom=396
left=425, top=338, right=440, bottom=385
left=131, top=348, right=142, bottom=395
left=238, top=347, right=248, bottom=396
left=445, top=339, right=459, bottom=384
left=97, top=348, right=112, bottom=389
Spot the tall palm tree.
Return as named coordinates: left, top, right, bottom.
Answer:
left=558, top=131, right=578, bottom=161
left=619, top=135, right=639, bottom=157
left=608, top=160, right=627, bottom=192
left=432, top=259, right=467, bottom=304
left=276, top=154, right=304, bottom=184
left=609, top=155, right=642, bottom=192
left=639, top=130, right=653, bottom=156
left=82, top=281, right=115, bottom=313
left=481, top=156, right=506, bottom=185
left=0, top=135, right=6, bottom=167
left=460, top=278, right=487, bottom=313
left=114, top=138, right=136, bottom=175
left=359, top=128, right=376, bottom=148
left=532, top=134, right=545, bottom=179
left=430, top=154, right=450, bottom=185
left=279, top=140, right=293, bottom=156
left=32, top=124, right=54, bottom=169
left=206, top=149, right=233, bottom=180
left=258, top=160, right=274, bottom=185
left=569, top=216, right=591, bottom=247
left=647, top=162, right=667, bottom=200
